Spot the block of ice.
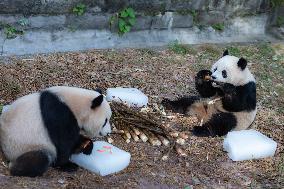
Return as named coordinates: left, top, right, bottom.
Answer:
left=106, top=88, right=148, bottom=107
left=70, top=141, right=131, bottom=176
left=223, top=130, right=277, bottom=161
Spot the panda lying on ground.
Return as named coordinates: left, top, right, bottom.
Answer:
left=0, top=86, right=112, bottom=177
left=162, top=50, right=257, bottom=137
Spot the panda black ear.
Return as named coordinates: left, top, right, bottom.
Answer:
left=94, top=88, right=103, bottom=94
left=237, top=57, right=247, bottom=70
left=223, top=50, right=229, bottom=56
left=91, top=95, right=104, bottom=109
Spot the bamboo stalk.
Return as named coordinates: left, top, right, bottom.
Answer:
left=144, top=130, right=161, bottom=146
left=129, top=129, right=139, bottom=142
left=176, top=138, right=185, bottom=145
left=157, top=135, right=170, bottom=146
left=107, top=137, right=114, bottom=144
left=123, top=127, right=132, bottom=139
left=133, top=128, right=141, bottom=136
left=169, top=132, right=179, bottom=138
left=179, top=132, right=189, bottom=140
left=112, top=129, right=125, bottom=134
left=175, top=146, right=187, bottom=157
left=122, top=133, right=130, bottom=143
left=139, top=130, right=148, bottom=142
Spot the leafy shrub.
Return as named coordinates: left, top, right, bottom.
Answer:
left=73, top=3, right=86, bottom=16
left=110, top=8, right=136, bottom=35
left=212, top=23, right=225, bottom=31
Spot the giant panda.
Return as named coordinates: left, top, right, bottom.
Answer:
left=0, top=86, right=112, bottom=177
left=162, top=50, right=257, bottom=137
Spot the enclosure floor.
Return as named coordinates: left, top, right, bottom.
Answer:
left=0, top=43, right=283, bottom=188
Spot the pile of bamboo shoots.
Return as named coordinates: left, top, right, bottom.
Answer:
left=109, top=102, right=189, bottom=157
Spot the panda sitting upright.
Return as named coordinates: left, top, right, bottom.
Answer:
left=162, top=50, right=257, bottom=137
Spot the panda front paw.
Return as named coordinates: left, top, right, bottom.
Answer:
left=81, top=139, right=93, bottom=155
left=195, top=70, right=217, bottom=98
left=192, top=126, right=211, bottom=137
left=73, top=135, right=93, bottom=155
left=196, top=70, right=212, bottom=84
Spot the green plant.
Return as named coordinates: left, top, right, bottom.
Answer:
left=271, top=0, right=284, bottom=7
left=276, top=16, right=284, bottom=27
left=72, top=3, right=86, bottom=16
left=212, top=23, right=225, bottom=31
left=110, top=7, right=136, bottom=35
left=168, top=40, right=195, bottom=55
left=4, top=25, right=24, bottom=39
left=190, top=10, right=198, bottom=23
left=0, top=104, right=3, bottom=114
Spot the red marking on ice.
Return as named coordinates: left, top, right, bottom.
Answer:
left=103, top=146, right=112, bottom=149
left=97, top=150, right=105, bottom=153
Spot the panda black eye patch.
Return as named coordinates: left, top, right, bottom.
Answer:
left=222, top=70, right=227, bottom=78
left=102, top=119, right=107, bottom=128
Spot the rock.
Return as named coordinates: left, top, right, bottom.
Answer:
left=132, top=16, right=152, bottom=31
left=29, top=15, right=65, bottom=29
left=151, top=12, right=173, bottom=30
left=172, top=13, right=193, bottom=28
left=197, top=11, right=225, bottom=25
left=65, top=14, right=110, bottom=30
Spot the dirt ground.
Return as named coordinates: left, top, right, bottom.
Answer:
left=0, top=43, right=283, bottom=189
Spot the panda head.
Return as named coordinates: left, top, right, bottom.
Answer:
left=211, top=50, right=254, bottom=86
left=81, top=92, right=112, bottom=138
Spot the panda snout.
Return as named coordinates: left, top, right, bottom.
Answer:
left=99, top=131, right=111, bottom=137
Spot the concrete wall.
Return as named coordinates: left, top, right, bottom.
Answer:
left=0, top=0, right=270, bottom=15
left=0, top=0, right=283, bottom=56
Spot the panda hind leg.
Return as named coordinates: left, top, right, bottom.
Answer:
left=161, top=96, right=200, bottom=114
left=9, top=150, right=53, bottom=177
left=192, top=112, right=237, bottom=137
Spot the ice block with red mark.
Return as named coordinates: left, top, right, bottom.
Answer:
left=70, top=141, right=131, bottom=176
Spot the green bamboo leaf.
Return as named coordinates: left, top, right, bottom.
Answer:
left=128, top=18, right=136, bottom=26
left=120, top=9, right=128, bottom=18
left=124, top=25, right=131, bottom=32
left=126, top=8, right=135, bottom=18
left=118, top=19, right=126, bottom=31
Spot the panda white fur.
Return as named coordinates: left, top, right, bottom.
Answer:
left=0, top=86, right=112, bottom=177
left=162, top=50, right=257, bottom=137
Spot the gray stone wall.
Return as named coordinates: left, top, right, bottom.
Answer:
left=0, top=0, right=270, bottom=15
left=0, top=0, right=283, bottom=56
left=0, top=0, right=275, bottom=32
